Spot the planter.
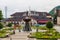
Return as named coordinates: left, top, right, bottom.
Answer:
left=37, top=38, right=57, bottom=40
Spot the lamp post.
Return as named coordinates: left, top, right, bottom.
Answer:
left=35, top=24, right=39, bottom=32
left=13, top=24, right=16, bottom=34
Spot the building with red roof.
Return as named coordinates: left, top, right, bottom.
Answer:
left=4, top=11, right=52, bottom=25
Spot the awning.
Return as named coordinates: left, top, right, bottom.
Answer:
left=37, top=20, right=48, bottom=23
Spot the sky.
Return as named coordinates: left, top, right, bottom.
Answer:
left=0, top=0, right=60, bottom=18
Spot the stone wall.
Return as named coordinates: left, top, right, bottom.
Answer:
left=57, top=17, right=60, bottom=25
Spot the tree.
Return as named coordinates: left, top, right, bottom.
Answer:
left=0, top=23, right=3, bottom=29
left=0, top=10, right=3, bottom=21
left=46, top=21, right=53, bottom=30
left=7, top=23, right=13, bottom=27
left=46, top=21, right=53, bottom=34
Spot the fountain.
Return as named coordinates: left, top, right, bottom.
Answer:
left=23, top=17, right=32, bottom=31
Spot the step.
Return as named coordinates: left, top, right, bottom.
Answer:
left=0, top=38, right=10, bottom=40
left=11, top=35, right=27, bottom=38
left=11, top=38, right=27, bottom=40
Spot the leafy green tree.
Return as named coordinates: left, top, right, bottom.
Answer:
left=7, top=23, right=13, bottom=27
left=46, top=21, right=53, bottom=30
left=46, top=21, right=53, bottom=34
left=0, top=23, right=3, bottom=29
left=0, top=10, right=3, bottom=21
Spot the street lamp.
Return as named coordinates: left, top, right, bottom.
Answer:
left=35, top=24, right=40, bottom=32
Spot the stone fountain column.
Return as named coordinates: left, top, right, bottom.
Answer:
left=23, top=17, right=32, bottom=31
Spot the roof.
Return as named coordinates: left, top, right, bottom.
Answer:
left=56, top=6, right=60, bottom=10
left=5, top=18, right=22, bottom=22
left=49, top=5, right=60, bottom=16
left=11, top=11, right=51, bottom=16
left=11, top=12, right=27, bottom=16
left=4, top=11, right=51, bottom=22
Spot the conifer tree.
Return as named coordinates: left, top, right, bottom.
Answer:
left=0, top=10, right=3, bottom=22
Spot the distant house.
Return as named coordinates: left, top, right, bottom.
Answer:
left=49, top=6, right=60, bottom=25
left=56, top=6, right=60, bottom=25
left=4, top=11, right=52, bottom=25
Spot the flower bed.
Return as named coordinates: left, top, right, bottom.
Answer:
left=28, top=30, right=60, bottom=40
left=32, top=26, right=55, bottom=30
left=0, top=33, right=7, bottom=38
left=0, top=27, right=14, bottom=38
left=37, top=38, right=57, bottom=40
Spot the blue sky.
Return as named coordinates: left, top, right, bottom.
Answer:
left=0, top=0, right=60, bottom=18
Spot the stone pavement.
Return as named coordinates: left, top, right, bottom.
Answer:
left=10, top=32, right=29, bottom=40
left=54, top=25, right=60, bottom=40
left=54, top=25, right=60, bottom=32
left=0, top=30, right=36, bottom=40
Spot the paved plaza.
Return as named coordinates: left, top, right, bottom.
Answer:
left=0, top=30, right=36, bottom=40
left=54, top=25, right=60, bottom=32
left=54, top=25, right=60, bottom=40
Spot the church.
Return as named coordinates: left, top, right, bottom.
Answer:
left=4, top=11, right=52, bottom=25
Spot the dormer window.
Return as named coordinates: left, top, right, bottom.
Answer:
left=43, top=13, right=46, bottom=16
left=23, top=13, right=26, bottom=16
